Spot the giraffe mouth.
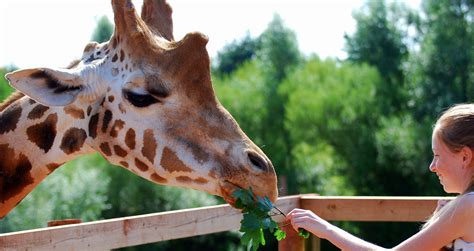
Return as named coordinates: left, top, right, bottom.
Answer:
left=220, top=181, right=242, bottom=207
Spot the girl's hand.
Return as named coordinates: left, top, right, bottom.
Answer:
left=286, top=208, right=332, bottom=239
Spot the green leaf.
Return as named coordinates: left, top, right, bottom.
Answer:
left=259, top=228, right=265, bottom=246
left=275, top=228, right=287, bottom=241
left=233, top=188, right=290, bottom=250
left=241, top=213, right=261, bottom=231
left=298, top=229, right=310, bottom=239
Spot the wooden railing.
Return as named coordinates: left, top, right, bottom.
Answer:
left=0, top=195, right=451, bottom=251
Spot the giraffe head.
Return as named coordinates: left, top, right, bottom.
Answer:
left=4, top=0, right=277, bottom=205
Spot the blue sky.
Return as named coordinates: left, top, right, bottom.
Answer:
left=0, top=0, right=421, bottom=68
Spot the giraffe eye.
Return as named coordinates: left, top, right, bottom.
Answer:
left=123, top=90, right=159, bottom=108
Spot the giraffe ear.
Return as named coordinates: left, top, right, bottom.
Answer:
left=5, top=68, right=84, bottom=106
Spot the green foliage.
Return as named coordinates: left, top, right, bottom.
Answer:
left=213, top=33, right=260, bottom=76
left=91, top=16, right=114, bottom=43
left=213, top=60, right=267, bottom=145
left=0, top=67, right=17, bottom=101
left=0, top=154, right=110, bottom=233
left=257, top=14, right=303, bottom=194
left=345, top=0, right=414, bottom=114
left=258, top=14, right=302, bottom=83
left=409, top=0, right=474, bottom=116
left=233, top=188, right=283, bottom=251
left=232, top=188, right=309, bottom=251
left=282, top=57, right=382, bottom=195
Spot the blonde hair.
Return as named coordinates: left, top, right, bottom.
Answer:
left=425, top=104, right=474, bottom=228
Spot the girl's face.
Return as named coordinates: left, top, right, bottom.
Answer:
left=430, top=133, right=473, bottom=194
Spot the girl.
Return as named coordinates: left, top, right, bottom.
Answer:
left=287, top=104, right=474, bottom=250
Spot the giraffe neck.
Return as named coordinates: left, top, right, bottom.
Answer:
left=0, top=95, right=94, bottom=218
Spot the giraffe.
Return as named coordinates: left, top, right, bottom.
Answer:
left=0, top=0, right=278, bottom=219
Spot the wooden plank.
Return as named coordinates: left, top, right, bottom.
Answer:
left=300, top=196, right=455, bottom=222
left=0, top=196, right=300, bottom=250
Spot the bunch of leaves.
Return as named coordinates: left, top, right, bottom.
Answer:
left=232, top=188, right=309, bottom=251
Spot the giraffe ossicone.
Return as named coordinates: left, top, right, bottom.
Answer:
left=0, top=0, right=278, bottom=219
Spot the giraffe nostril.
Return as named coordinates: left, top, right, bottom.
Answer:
left=248, top=152, right=268, bottom=172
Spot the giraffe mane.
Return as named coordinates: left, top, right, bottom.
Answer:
left=0, top=91, right=25, bottom=112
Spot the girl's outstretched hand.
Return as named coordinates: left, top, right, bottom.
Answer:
left=286, top=208, right=332, bottom=239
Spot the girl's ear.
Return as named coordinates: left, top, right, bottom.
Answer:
left=461, top=146, right=473, bottom=167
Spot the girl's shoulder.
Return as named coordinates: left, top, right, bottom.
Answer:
left=460, top=192, right=474, bottom=204
left=451, top=193, right=474, bottom=217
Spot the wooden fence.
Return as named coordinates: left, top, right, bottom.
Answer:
left=0, top=195, right=451, bottom=251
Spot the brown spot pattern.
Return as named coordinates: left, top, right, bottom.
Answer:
left=87, top=106, right=92, bottom=116
left=125, top=128, right=136, bottom=150
left=142, top=129, right=157, bottom=164
left=0, top=144, right=33, bottom=203
left=135, top=158, right=149, bottom=172
left=194, top=177, right=209, bottom=184
left=102, top=110, right=113, bottom=133
left=151, top=173, right=167, bottom=183
left=27, top=104, right=49, bottom=120
left=176, top=176, right=208, bottom=185
left=0, top=103, right=22, bottom=134
left=176, top=176, right=192, bottom=183
left=100, top=97, right=106, bottom=107
left=88, top=114, right=99, bottom=138
left=60, top=128, right=87, bottom=154
left=110, top=120, right=125, bottom=138
left=177, top=137, right=209, bottom=163
left=114, top=145, right=128, bottom=157
left=64, top=106, right=85, bottom=119
left=46, top=163, right=62, bottom=173
left=26, top=113, right=58, bottom=153
left=108, top=96, right=115, bottom=103
left=119, top=161, right=129, bottom=168
left=160, top=147, right=192, bottom=173
left=100, top=142, right=112, bottom=156
left=120, top=50, right=125, bottom=62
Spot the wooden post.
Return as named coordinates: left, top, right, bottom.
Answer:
left=278, top=223, right=305, bottom=251
left=310, top=236, right=321, bottom=251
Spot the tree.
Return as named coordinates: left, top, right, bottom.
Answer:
left=281, top=57, right=381, bottom=195
left=213, top=33, right=260, bottom=76
left=213, top=60, right=267, bottom=145
left=409, top=0, right=474, bottom=117
left=91, top=16, right=114, bottom=43
left=345, top=0, right=415, bottom=114
left=258, top=14, right=302, bottom=194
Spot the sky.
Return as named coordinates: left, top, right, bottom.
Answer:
left=0, top=0, right=421, bottom=69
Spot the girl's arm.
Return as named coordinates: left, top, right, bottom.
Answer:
left=287, top=208, right=388, bottom=250
left=287, top=196, right=474, bottom=251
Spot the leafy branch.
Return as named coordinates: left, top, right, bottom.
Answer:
left=232, top=188, right=309, bottom=251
